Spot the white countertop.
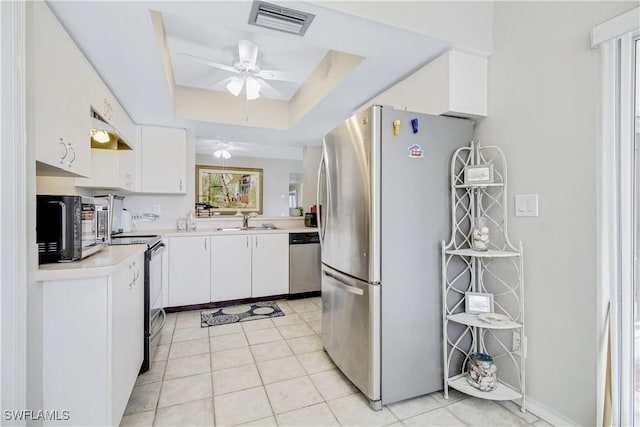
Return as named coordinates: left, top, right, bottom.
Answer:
left=36, top=245, right=147, bottom=282
left=121, top=227, right=319, bottom=238
left=36, top=227, right=319, bottom=282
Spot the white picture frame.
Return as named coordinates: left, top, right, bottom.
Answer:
left=465, top=292, right=494, bottom=314
left=464, top=164, right=494, bottom=185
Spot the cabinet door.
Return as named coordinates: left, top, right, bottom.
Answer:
left=119, top=149, right=137, bottom=191
left=75, top=147, right=136, bottom=191
left=252, top=234, right=289, bottom=297
left=42, top=277, right=109, bottom=425
left=28, top=2, right=91, bottom=177
left=89, top=76, right=136, bottom=149
left=211, top=235, right=252, bottom=302
left=168, top=236, right=211, bottom=306
left=75, top=149, right=119, bottom=188
left=139, top=126, right=187, bottom=194
left=111, top=254, right=144, bottom=425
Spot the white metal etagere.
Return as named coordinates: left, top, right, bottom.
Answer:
left=441, top=141, right=526, bottom=411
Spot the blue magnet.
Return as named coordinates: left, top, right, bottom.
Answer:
left=411, top=118, right=419, bottom=134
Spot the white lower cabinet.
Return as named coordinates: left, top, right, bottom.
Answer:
left=168, top=233, right=289, bottom=306
left=210, top=233, right=289, bottom=301
left=41, top=253, right=144, bottom=426
left=111, top=257, right=144, bottom=423
left=211, top=235, right=252, bottom=301
left=168, top=236, right=211, bottom=306
left=251, top=233, right=289, bottom=297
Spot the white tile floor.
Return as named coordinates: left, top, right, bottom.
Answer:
left=121, top=297, right=548, bottom=427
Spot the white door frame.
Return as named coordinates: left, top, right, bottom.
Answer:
left=1, top=0, right=28, bottom=420
left=593, top=7, right=640, bottom=427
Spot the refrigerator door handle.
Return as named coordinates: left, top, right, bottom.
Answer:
left=317, top=151, right=328, bottom=245
left=323, top=270, right=364, bottom=296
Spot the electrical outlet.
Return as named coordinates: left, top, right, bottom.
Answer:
left=512, top=331, right=521, bottom=356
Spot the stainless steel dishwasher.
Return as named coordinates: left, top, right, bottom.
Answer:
left=289, top=232, right=321, bottom=295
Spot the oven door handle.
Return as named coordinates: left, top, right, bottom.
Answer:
left=149, top=308, right=166, bottom=341
left=150, top=242, right=166, bottom=257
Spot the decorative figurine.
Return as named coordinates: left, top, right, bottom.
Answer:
left=472, top=217, right=490, bottom=251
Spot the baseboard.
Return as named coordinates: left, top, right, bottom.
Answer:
left=287, top=290, right=321, bottom=300
left=526, top=396, right=579, bottom=427
left=165, top=294, right=290, bottom=313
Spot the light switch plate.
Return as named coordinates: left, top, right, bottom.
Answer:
left=515, top=194, right=538, bottom=217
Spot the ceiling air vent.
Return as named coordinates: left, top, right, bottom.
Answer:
left=248, top=1, right=315, bottom=36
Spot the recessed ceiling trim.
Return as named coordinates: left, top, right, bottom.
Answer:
left=249, top=1, right=315, bottom=36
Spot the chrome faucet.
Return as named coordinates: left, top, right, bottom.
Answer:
left=242, top=214, right=250, bottom=229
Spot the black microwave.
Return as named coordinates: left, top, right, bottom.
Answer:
left=36, top=195, right=107, bottom=264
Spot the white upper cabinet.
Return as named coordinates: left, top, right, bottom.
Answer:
left=367, top=50, right=488, bottom=119
left=27, top=2, right=92, bottom=177
left=138, top=126, right=187, bottom=194
left=75, top=149, right=137, bottom=192
left=89, top=75, right=136, bottom=149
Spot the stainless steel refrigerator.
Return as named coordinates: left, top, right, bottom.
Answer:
left=317, top=105, right=473, bottom=409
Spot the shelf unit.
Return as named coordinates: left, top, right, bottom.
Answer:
left=441, top=141, right=525, bottom=411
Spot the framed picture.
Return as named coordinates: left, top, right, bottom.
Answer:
left=464, top=164, right=494, bottom=185
left=465, top=292, right=494, bottom=314
left=196, top=165, right=263, bottom=215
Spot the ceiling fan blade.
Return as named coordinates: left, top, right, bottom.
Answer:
left=256, top=78, right=283, bottom=99
left=238, top=39, right=258, bottom=68
left=256, top=69, right=298, bottom=82
left=178, top=53, right=239, bottom=74
left=226, top=77, right=245, bottom=96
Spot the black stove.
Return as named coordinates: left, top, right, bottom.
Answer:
left=110, top=235, right=161, bottom=247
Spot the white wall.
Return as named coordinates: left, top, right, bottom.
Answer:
left=313, top=1, right=493, bottom=55
left=302, top=146, right=322, bottom=211
left=474, top=2, right=637, bottom=425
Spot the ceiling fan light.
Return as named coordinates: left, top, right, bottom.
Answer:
left=226, top=78, right=244, bottom=96
left=246, top=77, right=261, bottom=100
left=214, top=149, right=231, bottom=159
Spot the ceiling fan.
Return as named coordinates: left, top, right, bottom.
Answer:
left=181, top=39, right=295, bottom=100
left=210, top=140, right=250, bottom=159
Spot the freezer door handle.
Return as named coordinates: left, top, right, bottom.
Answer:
left=323, top=270, right=364, bottom=296
left=317, top=150, right=328, bottom=246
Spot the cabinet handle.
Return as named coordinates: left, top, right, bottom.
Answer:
left=255, top=236, right=258, bottom=248
left=103, top=98, right=113, bottom=121
left=65, top=144, right=76, bottom=167
left=133, top=262, right=140, bottom=282
left=246, top=236, right=249, bottom=248
left=128, top=264, right=135, bottom=288
left=204, top=238, right=207, bottom=251
left=57, top=138, right=68, bottom=164
left=179, top=179, right=183, bottom=192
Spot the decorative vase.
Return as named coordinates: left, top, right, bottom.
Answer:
left=466, top=352, right=498, bottom=391
left=472, top=217, right=490, bottom=251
